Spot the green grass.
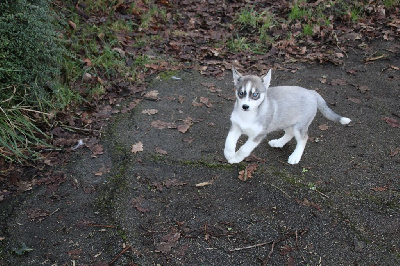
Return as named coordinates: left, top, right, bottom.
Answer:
left=303, top=24, right=313, bottom=36
left=383, top=0, right=400, bottom=8
left=227, top=37, right=251, bottom=52
left=236, top=8, right=260, bottom=29
left=0, top=106, right=48, bottom=161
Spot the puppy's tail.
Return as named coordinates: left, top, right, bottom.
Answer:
left=316, top=93, right=351, bottom=125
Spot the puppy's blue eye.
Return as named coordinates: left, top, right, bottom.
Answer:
left=252, top=92, right=259, bottom=98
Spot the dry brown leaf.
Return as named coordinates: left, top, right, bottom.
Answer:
left=238, top=164, right=258, bottom=181
left=382, top=117, right=400, bottom=128
left=178, top=96, right=185, bottom=104
left=144, top=90, right=159, bottom=100
left=155, top=147, right=168, bottom=155
left=142, top=109, right=158, bottom=115
left=318, top=124, right=329, bottom=131
left=68, top=20, right=77, bottom=30
left=83, top=58, right=92, bottom=67
left=357, top=86, right=370, bottom=93
left=93, top=165, right=111, bottom=176
left=390, top=147, right=400, bottom=157
left=131, top=141, right=143, bottom=154
left=348, top=97, right=361, bottom=104
left=371, top=186, right=388, bottom=192
left=195, top=181, right=213, bottom=187
left=331, top=79, right=347, bottom=86
left=178, top=123, right=190, bottom=133
left=200, top=97, right=212, bottom=108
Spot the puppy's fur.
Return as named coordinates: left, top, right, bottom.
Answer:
left=224, top=67, right=351, bottom=164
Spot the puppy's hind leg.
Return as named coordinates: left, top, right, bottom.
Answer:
left=269, top=127, right=294, bottom=148
left=288, top=128, right=308, bottom=165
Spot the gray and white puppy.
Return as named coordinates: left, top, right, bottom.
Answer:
left=224, top=67, right=351, bottom=165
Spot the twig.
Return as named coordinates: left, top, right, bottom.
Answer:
left=87, top=224, right=116, bottom=228
left=109, top=245, right=132, bottom=265
left=365, top=54, right=387, bottom=62
left=263, top=241, right=276, bottom=266
left=270, top=184, right=291, bottom=198
left=229, top=241, right=272, bottom=252
left=315, top=188, right=329, bottom=198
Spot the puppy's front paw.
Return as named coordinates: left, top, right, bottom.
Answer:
left=268, top=139, right=284, bottom=148
left=228, top=156, right=243, bottom=164
left=288, top=154, right=301, bottom=164
left=224, top=150, right=235, bottom=161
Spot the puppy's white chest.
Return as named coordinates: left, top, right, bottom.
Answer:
left=231, top=112, right=263, bottom=138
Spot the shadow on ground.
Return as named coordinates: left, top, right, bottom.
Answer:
left=1, top=42, right=399, bottom=265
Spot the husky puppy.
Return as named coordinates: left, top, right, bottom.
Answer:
left=224, top=67, right=351, bottom=165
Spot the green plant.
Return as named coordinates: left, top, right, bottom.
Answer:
left=237, top=8, right=260, bottom=29
left=0, top=0, right=73, bottom=161
left=288, top=0, right=310, bottom=21
left=383, top=0, right=400, bottom=8
left=303, top=24, right=313, bottom=36
left=227, top=37, right=250, bottom=52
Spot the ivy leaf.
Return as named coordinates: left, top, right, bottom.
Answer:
left=12, top=243, right=34, bottom=255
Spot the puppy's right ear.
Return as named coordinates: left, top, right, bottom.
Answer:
left=232, top=66, right=242, bottom=86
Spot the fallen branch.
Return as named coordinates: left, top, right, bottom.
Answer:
left=229, top=241, right=272, bottom=252
left=364, top=54, right=387, bottom=62
left=109, top=245, right=132, bottom=265
left=87, top=224, right=116, bottom=228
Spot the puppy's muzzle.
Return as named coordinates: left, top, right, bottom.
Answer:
left=242, top=104, right=249, bottom=111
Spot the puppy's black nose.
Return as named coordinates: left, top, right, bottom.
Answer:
left=242, top=104, right=249, bottom=110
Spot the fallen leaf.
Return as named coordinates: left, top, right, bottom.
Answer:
left=83, top=58, right=92, bottom=67
left=12, top=243, right=34, bottom=255
left=131, top=196, right=150, bottom=213
left=155, top=232, right=181, bottom=253
left=238, top=164, right=258, bottom=181
left=178, top=117, right=193, bottom=133
left=131, top=141, right=144, bottom=153
left=68, top=249, right=82, bottom=259
left=195, top=181, right=213, bottom=187
left=93, top=165, right=111, bottom=176
left=347, top=69, right=358, bottom=74
left=68, top=20, right=77, bottom=30
left=357, top=86, right=369, bottom=94
left=27, top=208, right=50, bottom=222
left=382, top=117, right=400, bottom=128
left=331, top=79, right=347, bottom=86
left=390, top=148, right=400, bottom=157
left=371, top=186, right=387, bottom=192
left=144, top=90, right=159, bottom=100
left=318, top=124, right=329, bottom=131
left=178, top=96, right=185, bottom=104
left=319, top=76, right=327, bottom=84
left=199, top=97, right=212, bottom=108
left=296, top=198, right=322, bottom=211
left=121, top=100, right=141, bottom=113
left=335, top=52, right=344, bottom=58
left=142, top=109, right=158, bottom=115
left=178, top=123, right=190, bottom=133
left=348, top=97, right=361, bottom=104
left=155, top=147, right=168, bottom=155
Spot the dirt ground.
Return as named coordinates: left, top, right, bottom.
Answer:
left=0, top=41, right=399, bottom=265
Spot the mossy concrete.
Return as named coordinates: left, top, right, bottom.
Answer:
left=0, top=42, right=399, bottom=264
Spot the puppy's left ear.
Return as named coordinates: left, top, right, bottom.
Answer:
left=232, top=66, right=242, bottom=86
left=262, top=69, right=272, bottom=88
